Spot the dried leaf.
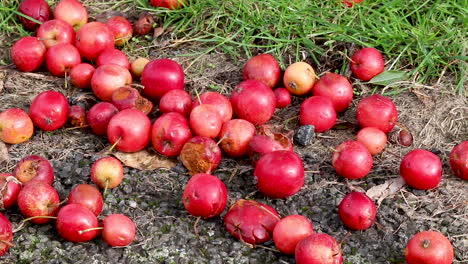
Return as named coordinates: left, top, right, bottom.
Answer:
left=153, top=27, right=164, bottom=38
left=333, top=120, right=357, bottom=130
left=101, top=148, right=176, bottom=170
left=368, top=70, right=407, bottom=86
left=0, top=71, right=6, bottom=94
left=366, top=178, right=405, bottom=205
left=0, top=141, right=9, bottom=163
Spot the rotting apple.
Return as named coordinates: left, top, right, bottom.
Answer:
left=338, top=192, right=377, bottom=230
left=11, top=36, right=46, bottom=72
left=273, top=215, right=314, bottom=255
left=284, top=62, right=316, bottom=96
left=91, top=64, right=132, bottom=102
left=218, top=119, right=255, bottom=158
left=230, top=80, right=276, bottom=125
left=46, top=43, right=81, bottom=77
left=190, top=104, right=222, bottom=138
left=141, top=58, right=185, bottom=102
left=67, top=184, right=104, bottom=216
left=295, top=233, right=343, bottom=264
left=14, top=155, right=54, bottom=185
left=182, top=173, right=228, bottom=219
left=356, top=94, right=398, bottom=133
left=91, top=156, right=124, bottom=190
left=224, top=199, right=280, bottom=245
left=312, top=72, right=353, bottom=112
left=332, top=141, right=373, bottom=180
left=107, top=108, right=151, bottom=152
left=102, top=214, right=136, bottom=247
left=56, top=203, right=100, bottom=242
left=300, top=96, right=337, bottom=133
left=0, top=108, right=34, bottom=144
left=68, top=105, right=87, bottom=127
left=192, top=91, right=233, bottom=123
left=159, top=89, right=193, bottom=117
left=151, top=112, right=192, bottom=157
left=351, top=47, right=385, bottom=81
left=70, top=63, right=95, bottom=89
left=37, top=19, right=75, bottom=48
left=0, top=173, right=22, bottom=210
left=75, top=21, right=114, bottom=61
left=243, top=53, right=281, bottom=88
left=405, top=230, right=453, bottom=264
left=86, top=102, right=119, bottom=136
left=54, top=0, right=88, bottom=30
left=17, top=182, right=60, bottom=224
left=400, top=149, right=442, bottom=190
left=449, top=141, right=468, bottom=180
left=0, top=213, right=13, bottom=256
left=274, top=88, right=292, bottom=109
left=356, top=127, right=387, bottom=155
left=96, top=48, right=130, bottom=69
left=29, top=90, right=69, bottom=131
left=106, top=16, right=133, bottom=46
left=179, top=136, right=221, bottom=175
left=110, top=86, right=153, bottom=114
left=18, top=0, right=51, bottom=31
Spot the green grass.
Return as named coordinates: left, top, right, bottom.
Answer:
left=137, top=0, right=467, bottom=94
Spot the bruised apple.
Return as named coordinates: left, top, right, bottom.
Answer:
left=0, top=213, right=13, bottom=256
left=110, top=86, right=153, bottom=114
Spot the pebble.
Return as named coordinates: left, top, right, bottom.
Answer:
left=294, top=125, right=316, bottom=146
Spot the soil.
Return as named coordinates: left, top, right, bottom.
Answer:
left=0, top=2, right=467, bottom=264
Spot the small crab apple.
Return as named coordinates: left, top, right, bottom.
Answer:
left=106, top=16, right=133, bottom=46
left=91, top=156, right=124, bottom=190
left=0, top=108, right=34, bottom=144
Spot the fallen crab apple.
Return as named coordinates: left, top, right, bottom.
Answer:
left=295, top=233, right=343, bottom=264
left=17, top=182, right=60, bottom=224
left=332, top=140, right=373, bottom=180
left=0, top=213, right=13, bottom=256
left=0, top=173, right=22, bottom=210
left=18, top=0, right=51, bottom=31
left=179, top=136, right=222, bottom=175
left=273, top=215, right=314, bottom=255
left=56, top=203, right=100, bottom=242
left=91, top=156, right=124, bottom=191
left=405, top=230, right=453, bottom=264
left=107, top=108, right=151, bottom=153
left=151, top=112, right=192, bottom=157
left=29, top=90, right=70, bottom=131
left=0, top=108, right=34, bottom=144
left=243, top=53, right=281, bottom=88
left=338, top=192, right=377, bottom=230
left=14, top=155, right=54, bottom=185
left=67, top=184, right=104, bottom=216
left=400, top=149, right=442, bottom=190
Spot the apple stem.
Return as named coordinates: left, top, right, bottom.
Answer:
left=194, top=88, right=202, bottom=105
left=338, top=51, right=355, bottom=64
left=339, top=231, right=352, bottom=246
left=103, top=178, right=109, bottom=197
left=64, top=71, right=68, bottom=90
left=193, top=216, right=201, bottom=236
left=305, top=170, right=321, bottom=174
left=78, top=227, right=104, bottom=235
left=0, top=239, right=14, bottom=247
left=63, top=124, right=91, bottom=130
left=13, top=216, right=58, bottom=233
left=131, top=83, right=145, bottom=90
left=255, top=244, right=280, bottom=252
left=109, top=137, right=122, bottom=152
left=215, top=134, right=227, bottom=146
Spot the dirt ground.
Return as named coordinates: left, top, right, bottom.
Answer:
left=0, top=2, right=467, bottom=263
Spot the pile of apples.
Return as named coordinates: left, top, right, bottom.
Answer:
left=0, top=0, right=467, bottom=263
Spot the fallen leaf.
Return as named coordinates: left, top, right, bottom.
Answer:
left=0, top=141, right=9, bottom=163
left=101, top=148, right=176, bottom=170
left=368, top=70, right=407, bottom=86
left=153, top=27, right=164, bottom=38
left=366, top=177, right=405, bottom=205
left=0, top=71, right=6, bottom=94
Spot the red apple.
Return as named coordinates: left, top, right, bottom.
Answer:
left=91, top=64, right=132, bottom=102
left=29, top=90, right=69, bottom=131
left=400, top=149, right=442, bottom=190
left=405, top=230, right=453, bottom=264
left=190, top=104, right=222, bottom=138
left=96, top=48, right=130, bottom=69
left=56, top=204, right=100, bottom=242
left=284, top=62, right=316, bottom=96
left=295, top=233, right=343, bottom=264
left=54, top=0, right=88, bottom=30
left=0, top=108, right=34, bottom=144
left=106, top=16, right=133, bottom=46
left=107, top=108, right=151, bottom=152
left=219, top=119, right=255, bottom=158
left=254, top=150, right=304, bottom=198
left=75, top=22, right=114, bottom=61
left=159, top=89, right=192, bottom=117
left=243, top=54, right=281, bottom=88
left=150, top=0, right=186, bottom=9
left=249, top=134, right=293, bottom=162
left=356, top=94, right=398, bottom=133
left=14, top=155, right=54, bottom=185
left=192, top=91, right=232, bottom=123
left=312, top=72, right=353, bottom=112
left=46, top=43, right=81, bottom=77
left=37, top=19, right=75, bottom=48
left=182, top=173, right=228, bottom=219
left=338, top=192, right=377, bottom=230
left=17, top=182, right=60, bottom=224
left=91, top=156, right=124, bottom=190
left=450, top=141, right=468, bottom=180
left=224, top=199, right=280, bottom=245
left=356, top=127, right=387, bottom=155
left=300, top=96, right=337, bottom=133
left=0, top=213, right=13, bottom=256
left=11, top=36, right=46, bottom=72
left=130, top=57, right=150, bottom=79
left=151, top=112, right=192, bottom=157
left=67, top=184, right=103, bottom=216
left=230, top=80, right=276, bottom=125
left=351, top=47, right=385, bottom=81
left=111, top=86, right=153, bottom=114
left=70, top=63, right=95, bottom=89
left=343, top=0, right=363, bottom=7
left=0, top=173, right=22, bottom=210
left=141, top=59, right=185, bottom=101
left=86, top=102, right=119, bottom=136
left=274, top=88, right=292, bottom=109
left=332, top=141, right=373, bottom=180
left=18, top=0, right=51, bottom=31
left=179, top=136, right=221, bottom=175
left=102, top=214, right=136, bottom=247
left=273, top=215, right=314, bottom=254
